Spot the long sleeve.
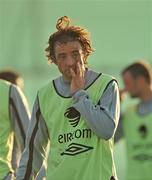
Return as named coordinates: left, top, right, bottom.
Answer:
left=16, top=97, right=49, bottom=180
left=114, top=114, right=124, bottom=143
left=9, top=85, right=31, bottom=173
left=72, top=80, right=120, bottom=140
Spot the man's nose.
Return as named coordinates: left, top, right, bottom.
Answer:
left=66, top=56, right=75, bottom=66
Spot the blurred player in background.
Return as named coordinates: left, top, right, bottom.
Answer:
left=115, top=60, right=152, bottom=180
left=0, top=69, right=30, bottom=179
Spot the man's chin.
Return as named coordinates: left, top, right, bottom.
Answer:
left=63, top=75, right=72, bottom=82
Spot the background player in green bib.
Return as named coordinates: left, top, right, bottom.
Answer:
left=16, top=16, right=120, bottom=180
left=0, top=69, right=30, bottom=179
left=115, top=60, right=152, bottom=180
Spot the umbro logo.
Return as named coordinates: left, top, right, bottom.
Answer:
left=61, top=142, right=93, bottom=156
left=133, top=154, right=152, bottom=162
left=64, top=107, right=81, bottom=127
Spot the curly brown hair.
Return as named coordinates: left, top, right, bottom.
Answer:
left=45, top=16, right=94, bottom=64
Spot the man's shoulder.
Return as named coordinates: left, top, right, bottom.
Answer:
left=38, top=80, right=53, bottom=92
left=87, top=69, right=116, bottom=80
left=101, top=73, right=116, bottom=80
left=38, top=76, right=61, bottom=96
left=86, top=69, right=117, bottom=89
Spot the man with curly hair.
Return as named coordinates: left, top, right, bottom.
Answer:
left=16, top=16, right=120, bottom=180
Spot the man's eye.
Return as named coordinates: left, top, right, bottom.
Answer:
left=72, top=52, right=79, bottom=58
left=58, top=54, right=66, bottom=60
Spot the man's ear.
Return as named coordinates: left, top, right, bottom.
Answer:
left=138, top=76, right=145, bottom=85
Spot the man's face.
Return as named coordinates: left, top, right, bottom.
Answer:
left=54, top=41, right=86, bottom=81
left=122, top=71, right=140, bottom=98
